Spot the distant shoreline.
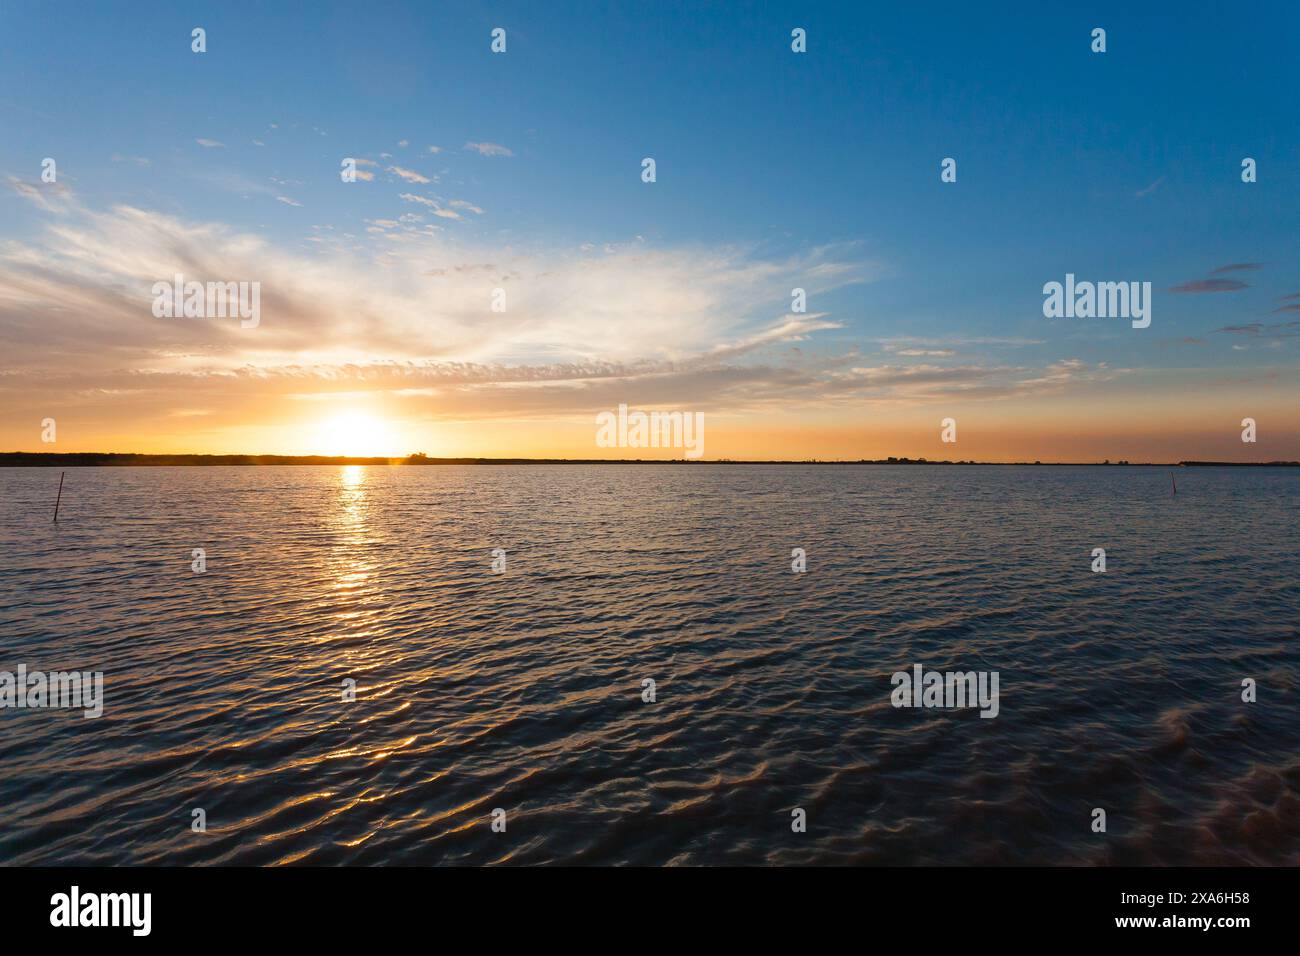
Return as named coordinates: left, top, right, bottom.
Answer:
left=2, top=453, right=1297, bottom=468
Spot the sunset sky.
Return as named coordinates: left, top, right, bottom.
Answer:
left=1, top=1, right=1298, bottom=461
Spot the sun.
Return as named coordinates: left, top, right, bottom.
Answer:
left=314, top=411, right=398, bottom=458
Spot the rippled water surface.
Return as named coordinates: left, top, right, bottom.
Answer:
left=1, top=465, right=1297, bottom=865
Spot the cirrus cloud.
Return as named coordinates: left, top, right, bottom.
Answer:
left=464, top=141, right=513, bottom=157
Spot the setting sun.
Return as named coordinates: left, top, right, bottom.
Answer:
left=313, top=411, right=399, bottom=458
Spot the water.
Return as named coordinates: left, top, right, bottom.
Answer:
left=0, top=464, right=1296, bottom=865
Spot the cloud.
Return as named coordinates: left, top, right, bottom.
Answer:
left=1169, top=278, right=1249, bottom=293
left=0, top=199, right=874, bottom=373
left=0, top=200, right=1135, bottom=443
left=8, top=177, right=74, bottom=214
left=192, top=170, right=279, bottom=199
left=276, top=196, right=302, bottom=207
left=398, top=194, right=463, bottom=219
left=398, top=192, right=440, bottom=208
left=1212, top=320, right=1299, bottom=337
left=464, top=141, right=513, bottom=157
left=1170, top=264, right=1258, bottom=293
left=389, top=165, right=432, bottom=184
left=1135, top=178, right=1163, bottom=199
left=427, top=146, right=442, bottom=154
left=194, top=138, right=225, bottom=148
left=873, top=336, right=1044, bottom=349
left=449, top=199, right=485, bottom=215
left=886, top=346, right=956, bottom=357
left=703, top=314, right=842, bottom=362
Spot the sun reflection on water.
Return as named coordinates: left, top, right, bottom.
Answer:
left=329, top=465, right=381, bottom=642
left=340, top=463, right=365, bottom=489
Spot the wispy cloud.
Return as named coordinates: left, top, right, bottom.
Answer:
left=8, top=177, right=74, bottom=214
left=885, top=346, right=956, bottom=357
left=873, top=336, right=1045, bottom=349
left=1170, top=262, right=1262, bottom=294
left=0, top=198, right=1142, bottom=441
left=0, top=198, right=871, bottom=367
left=1135, top=177, right=1163, bottom=199
left=397, top=194, right=465, bottom=220
left=397, top=193, right=435, bottom=206
left=464, top=141, right=513, bottom=157
left=194, top=138, right=225, bottom=148
left=190, top=170, right=278, bottom=199
left=1212, top=320, right=1300, bottom=336
left=389, top=165, right=433, bottom=184
left=1169, top=278, right=1249, bottom=293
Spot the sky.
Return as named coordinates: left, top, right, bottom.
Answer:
left=1, top=0, right=1298, bottom=461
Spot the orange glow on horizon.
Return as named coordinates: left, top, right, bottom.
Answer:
left=4, top=384, right=1298, bottom=463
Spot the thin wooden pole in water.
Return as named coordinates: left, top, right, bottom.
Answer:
left=1170, top=472, right=1177, bottom=496
left=53, top=471, right=65, bottom=522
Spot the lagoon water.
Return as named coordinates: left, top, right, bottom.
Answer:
left=1, top=464, right=1297, bottom=865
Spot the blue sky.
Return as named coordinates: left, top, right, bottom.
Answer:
left=1, top=1, right=1297, bottom=458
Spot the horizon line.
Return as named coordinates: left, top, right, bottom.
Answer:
left=3, top=452, right=1298, bottom=468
